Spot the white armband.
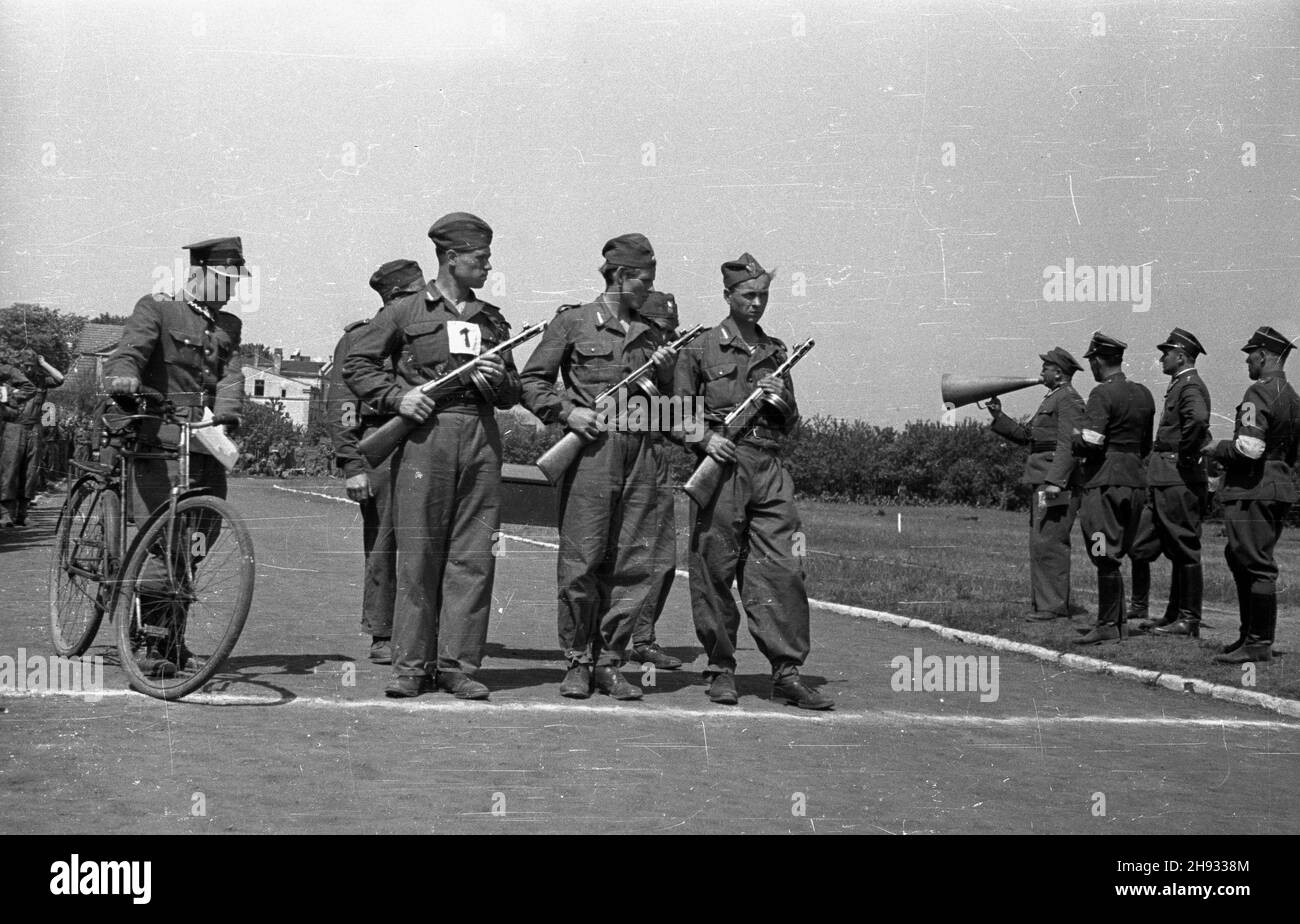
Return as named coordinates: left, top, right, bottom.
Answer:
left=1234, top=435, right=1265, bottom=460
left=1081, top=429, right=1105, bottom=446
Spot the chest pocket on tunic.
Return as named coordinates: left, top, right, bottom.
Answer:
left=402, top=320, right=447, bottom=370
left=572, top=340, right=616, bottom=387
left=703, top=362, right=739, bottom=406
left=163, top=330, right=205, bottom=372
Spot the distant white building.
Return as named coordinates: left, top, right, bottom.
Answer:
left=242, top=365, right=316, bottom=428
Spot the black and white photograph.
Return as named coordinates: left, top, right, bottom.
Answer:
left=0, top=0, right=1296, bottom=873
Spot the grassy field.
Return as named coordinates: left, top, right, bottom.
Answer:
left=793, top=499, right=1300, bottom=700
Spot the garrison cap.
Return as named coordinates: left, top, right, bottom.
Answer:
left=639, top=291, right=678, bottom=326
left=1157, top=327, right=1206, bottom=358
left=1039, top=346, right=1082, bottom=375
left=1083, top=331, right=1127, bottom=359
left=722, top=252, right=775, bottom=290
left=1241, top=325, right=1295, bottom=357
left=602, top=233, right=656, bottom=269
left=368, top=259, right=425, bottom=303
left=428, top=212, right=493, bottom=251
left=184, top=236, right=251, bottom=277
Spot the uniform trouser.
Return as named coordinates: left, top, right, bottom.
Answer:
left=557, top=430, right=671, bottom=667
left=689, top=443, right=810, bottom=678
left=1129, top=481, right=1206, bottom=620
left=0, top=422, right=43, bottom=503
left=132, top=452, right=229, bottom=649
left=357, top=424, right=396, bottom=639
left=390, top=410, right=500, bottom=678
left=1080, top=485, right=1146, bottom=626
left=1223, top=499, right=1291, bottom=596
left=1027, top=484, right=1080, bottom=615
left=631, top=437, right=678, bottom=648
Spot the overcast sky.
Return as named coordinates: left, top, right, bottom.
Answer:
left=2, top=0, right=1296, bottom=433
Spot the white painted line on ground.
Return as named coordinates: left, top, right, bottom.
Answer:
left=4, top=686, right=1296, bottom=728
left=259, top=493, right=1300, bottom=722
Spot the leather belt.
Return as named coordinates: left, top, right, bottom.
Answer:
left=1106, top=442, right=1142, bottom=453
left=1031, top=440, right=1056, bottom=453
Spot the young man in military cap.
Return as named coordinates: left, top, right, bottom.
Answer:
left=325, top=259, right=426, bottom=666
left=344, top=213, right=519, bottom=700
left=1209, top=326, right=1299, bottom=664
left=986, top=346, right=1086, bottom=622
left=1126, top=328, right=1212, bottom=638
left=1069, top=332, right=1156, bottom=645
left=627, top=290, right=684, bottom=671
left=103, top=236, right=248, bottom=676
left=520, top=233, right=679, bottom=701
left=0, top=352, right=39, bottom=529
left=674, top=253, right=831, bottom=710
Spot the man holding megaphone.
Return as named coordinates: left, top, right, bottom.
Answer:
left=986, top=347, right=1087, bottom=622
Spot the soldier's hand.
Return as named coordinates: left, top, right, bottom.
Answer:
left=985, top=397, right=1002, bottom=418
left=704, top=432, right=738, bottom=463
left=650, top=345, right=677, bottom=371
left=566, top=406, right=602, bottom=440
left=106, top=375, right=140, bottom=395
left=473, top=353, right=506, bottom=386
left=398, top=387, right=436, bottom=423
left=757, top=374, right=785, bottom=398
left=345, top=472, right=372, bottom=502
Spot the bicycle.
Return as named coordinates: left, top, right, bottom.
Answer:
left=47, top=389, right=256, bottom=700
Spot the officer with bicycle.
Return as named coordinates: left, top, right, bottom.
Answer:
left=102, top=236, right=248, bottom=677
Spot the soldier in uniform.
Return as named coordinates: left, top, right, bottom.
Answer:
left=344, top=213, right=519, bottom=700
left=1070, top=332, right=1155, bottom=645
left=0, top=352, right=37, bottom=529
left=0, top=350, right=64, bottom=526
left=103, top=236, right=248, bottom=676
left=1127, top=329, right=1211, bottom=637
left=627, top=291, right=684, bottom=671
left=520, top=233, right=678, bottom=701
left=985, top=347, right=1086, bottom=621
left=674, top=253, right=832, bottom=710
left=1210, top=326, right=1298, bottom=664
left=325, top=258, right=425, bottom=665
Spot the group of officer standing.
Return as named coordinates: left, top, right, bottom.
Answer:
left=988, top=326, right=1298, bottom=664
left=327, top=213, right=831, bottom=708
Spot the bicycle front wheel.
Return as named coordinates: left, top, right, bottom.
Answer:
left=48, top=479, right=120, bottom=656
left=115, top=494, right=255, bottom=700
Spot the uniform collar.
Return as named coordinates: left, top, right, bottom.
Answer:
left=593, top=299, right=650, bottom=342
left=1104, top=371, right=1127, bottom=383
left=424, top=283, right=488, bottom=321
left=718, top=316, right=769, bottom=354
left=182, top=294, right=216, bottom=323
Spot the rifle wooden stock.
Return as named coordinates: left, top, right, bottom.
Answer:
left=356, top=321, right=546, bottom=468
left=533, top=324, right=706, bottom=485
left=682, top=337, right=815, bottom=506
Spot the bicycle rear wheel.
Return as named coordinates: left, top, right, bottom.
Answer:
left=48, top=479, right=120, bottom=656
left=114, top=494, right=255, bottom=699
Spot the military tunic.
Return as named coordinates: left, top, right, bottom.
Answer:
left=990, top=383, right=1085, bottom=616
left=326, top=318, right=397, bottom=640
left=519, top=299, right=676, bottom=667
left=0, top=363, right=49, bottom=508
left=673, top=317, right=809, bottom=678
left=1212, top=371, right=1299, bottom=597
left=343, top=283, right=520, bottom=679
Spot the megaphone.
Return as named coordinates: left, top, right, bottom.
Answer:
left=940, top=373, right=1044, bottom=409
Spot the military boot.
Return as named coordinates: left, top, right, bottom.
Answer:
left=1154, top=563, right=1202, bottom=638
left=772, top=669, right=834, bottom=710
left=559, top=663, right=592, bottom=699
left=1125, top=559, right=1151, bottom=622
left=1137, top=570, right=1180, bottom=632
left=1215, top=593, right=1275, bottom=664
left=1076, top=570, right=1128, bottom=645
left=1221, top=577, right=1251, bottom=654
left=593, top=664, right=643, bottom=700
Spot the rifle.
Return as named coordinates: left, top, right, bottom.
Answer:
left=356, top=320, right=547, bottom=468
left=535, top=324, right=706, bottom=484
left=682, top=337, right=815, bottom=506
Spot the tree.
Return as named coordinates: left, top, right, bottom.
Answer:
left=0, top=303, right=82, bottom=371
left=239, top=342, right=276, bottom=367
left=235, top=398, right=298, bottom=467
left=88, top=312, right=132, bottom=325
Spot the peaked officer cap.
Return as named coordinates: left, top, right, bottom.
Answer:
left=1039, top=346, right=1082, bottom=375
left=184, top=236, right=251, bottom=277
left=1240, top=326, right=1295, bottom=357
left=1157, top=327, right=1206, bottom=357
left=1083, top=331, right=1127, bottom=359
